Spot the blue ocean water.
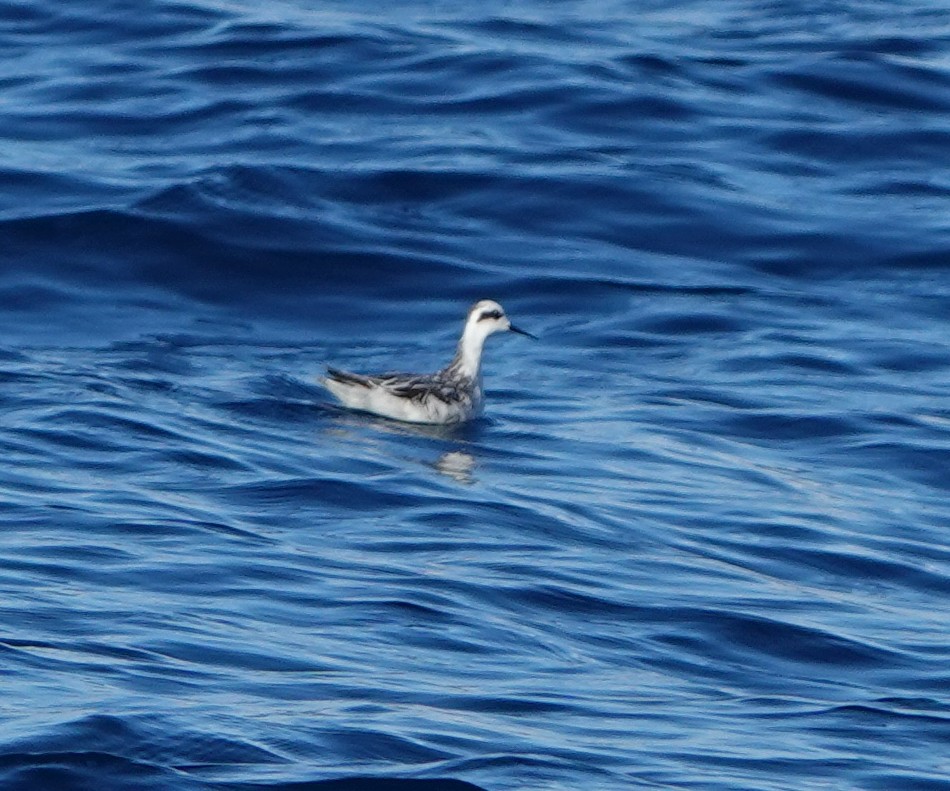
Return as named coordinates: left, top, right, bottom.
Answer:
left=2, top=0, right=950, bottom=789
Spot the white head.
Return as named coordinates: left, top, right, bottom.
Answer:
left=450, top=299, right=535, bottom=379
left=464, top=299, right=536, bottom=342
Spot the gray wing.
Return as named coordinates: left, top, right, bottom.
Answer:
left=383, top=372, right=469, bottom=405
left=327, top=367, right=471, bottom=405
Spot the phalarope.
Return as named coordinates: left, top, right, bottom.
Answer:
left=322, top=300, right=536, bottom=425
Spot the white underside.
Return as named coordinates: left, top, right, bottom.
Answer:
left=323, top=377, right=481, bottom=425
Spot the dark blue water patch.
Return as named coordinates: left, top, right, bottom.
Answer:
left=217, top=396, right=331, bottom=428
left=228, top=781, right=486, bottom=791
left=0, top=752, right=178, bottom=791
left=725, top=351, right=860, bottom=376
left=4, top=714, right=282, bottom=768
left=143, top=640, right=334, bottom=674
left=762, top=125, right=950, bottom=168
left=0, top=166, right=129, bottom=218
left=859, top=774, right=950, bottom=791
left=743, top=535, right=950, bottom=595
left=635, top=311, right=749, bottom=336
left=844, top=441, right=950, bottom=491
left=0, top=280, right=79, bottom=313
left=879, top=248, right=950, bottom=273
left=868, top=344, right=950, bottom=373
left=661, top=606, right=902, bottom=671
left=0, top=717, right=487, bottom=790
left=182, top=20, right=440, bottom=70
left=810, top=701, right=950, bottom=739
left=223, top=477, right=432, bottom=513
left=772, top=52, right=950, bottom=113
left=722, top=411, right=862, bottom=442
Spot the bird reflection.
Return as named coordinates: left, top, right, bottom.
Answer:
left=323, top=407, right=481, bottom=484
left=432, top=450, right=476, bottom=484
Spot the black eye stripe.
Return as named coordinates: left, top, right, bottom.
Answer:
left=477, top=310, right=503, bottom=322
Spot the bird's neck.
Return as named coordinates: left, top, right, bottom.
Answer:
left=445, top=327, right=486, bottom=381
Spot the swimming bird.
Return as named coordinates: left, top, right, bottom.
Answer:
left=322, top=300, right=536, bottom=424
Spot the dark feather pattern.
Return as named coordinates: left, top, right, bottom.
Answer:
left=326, top=366, right=373, bottom=388
left=388, top=372, right=473, bottom=405
left=327, top=366, right=475, bottom=406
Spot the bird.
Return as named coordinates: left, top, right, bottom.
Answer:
left=321, top=299, right=536, bottom=425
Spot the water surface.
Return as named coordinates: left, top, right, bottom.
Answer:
left=2, top=1, right=950, bottom=789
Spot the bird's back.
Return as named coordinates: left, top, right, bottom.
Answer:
left=324, top=366, right=481, bottom=424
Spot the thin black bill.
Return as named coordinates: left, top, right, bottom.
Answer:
left=509, top=324, right=538, bottom=340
